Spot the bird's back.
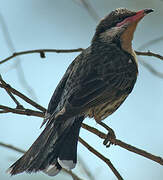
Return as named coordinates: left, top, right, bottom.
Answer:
left=61, top=43, right=138, bottom=122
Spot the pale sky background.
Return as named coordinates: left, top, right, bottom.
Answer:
left=0, top=0, right=163, bottom=180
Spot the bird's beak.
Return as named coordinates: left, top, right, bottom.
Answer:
left=136, top=8, right=154, bottom=17
left=142, top=9, right=154, bottom=15
left=129, top=8, right=154, bottom=22
left=117, top=9, right=154, bottom=27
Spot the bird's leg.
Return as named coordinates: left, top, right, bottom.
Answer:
left=104, top=127, right=116, bottom=147
left=98, top=122, right=116, bottom=147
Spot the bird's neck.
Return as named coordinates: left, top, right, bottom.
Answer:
left=91, top=22, right=139, bottom=67
left=120, top=21, right=139, bottom=66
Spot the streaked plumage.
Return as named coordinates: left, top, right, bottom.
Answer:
left=8, top=8, right=153, bottom=176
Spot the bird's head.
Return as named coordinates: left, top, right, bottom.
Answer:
left=92, top=8, right=153, bottom=53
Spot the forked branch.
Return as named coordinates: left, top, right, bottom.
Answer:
left=1, top=77, right=163, bottom=180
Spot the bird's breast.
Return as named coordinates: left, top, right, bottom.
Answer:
left=87, top=93, right=128, bottom=122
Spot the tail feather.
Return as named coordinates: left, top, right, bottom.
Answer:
left=57, top=116, right=83, bottom=170
left=8, top=115, right=84, bottom=176
left=43, top=116, right=84, bottom=176
left=8, top=120, right=62, bottom=175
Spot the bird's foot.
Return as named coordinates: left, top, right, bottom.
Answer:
left=103, top=128, right=116, bottom=147
left=98, top=122, right=116, bottom=147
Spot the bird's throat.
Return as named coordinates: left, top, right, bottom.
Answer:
left=120, top=21, right=138, bottom=54
left=120, top=21, right=138, bottom=66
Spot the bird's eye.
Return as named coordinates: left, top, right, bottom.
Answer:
left=118, top=17, right=123, bottom=22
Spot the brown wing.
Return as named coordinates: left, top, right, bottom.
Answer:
left=65, top=44, right=138, bottom=114
left=44, top=44, right=137, bottom=125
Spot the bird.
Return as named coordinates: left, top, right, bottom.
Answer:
left=8, top=8, right=153, bottom=176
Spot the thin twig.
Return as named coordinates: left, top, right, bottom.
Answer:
left=138, top=36, right=163, bottom=50
left=0, top=105, right=44, bottom=117
left=135, top=51, right=163, bottom=79
left=0, top=12, right=38, bottom=100
left=63, top=169, right=84, bottom=180
left=79, top=137, right=124, bottom=180
left=1, top=48, right=163, bottom=65
left=0, top=75, right=23, bottom=108
left=82, top=123, right=163, bottom=166
left=78, top=156, right=95, bottom=180
left=0, top=48, right=84, bottom=64
left=139, top=59, right=163, bottom=79
left=79, top=0, right=100, bottom=21
left=136, top=36, right=163, bottom=79
left=0, top=142, right=25, bottom=153
left=136, top=50, right=163, bottom=79
left=113, top=139, right=163, bottom=166
left=0, top=81, right=46, bottom=112
left=82, top=123, right=106, bottom=139
left=135, top=50, right=163, bottom=61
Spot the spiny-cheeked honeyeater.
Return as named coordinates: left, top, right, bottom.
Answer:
left=8, top=8, right=153, bottom=176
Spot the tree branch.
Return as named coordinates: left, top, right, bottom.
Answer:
left=82, top=123, right=163, bottom=166
left=0, top=48, right=84, bottom=64
left=79, top=137, right=124, bottom=180
left=78, top=0, right=100, bottom=21
left=1, top=48, right=163, bottom=66
left=0, top=75, right=23, bottom=108
left=139, top=59, right=163, bottom=79
left=0, top=80, right=46, bottom=112
left=0, top=105, right=44, bottom=117
left=0, top=142, right=25, bottom=154
left=135, top=50, right=163, bottom=61
left=137, top=36, right=163, bottom=50
left=63, top=169, right=84, bottom=180
left=113, top=139, right=163, bottom=165
left=1, top=76, right=163, bottom=180
left=1, top=48, right=163, bottom=81
left=0, top=12, right=38, bottom=100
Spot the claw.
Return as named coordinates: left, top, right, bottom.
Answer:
left=98, top=122, right=116, bottom=147
left=103, top=130, right=116, bottom=147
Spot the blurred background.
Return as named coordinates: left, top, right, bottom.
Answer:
left=0, top=0, right=163, bottom=180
